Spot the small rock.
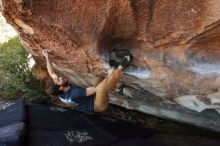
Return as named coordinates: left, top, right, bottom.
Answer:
left=123, top=87, right=133, bottom=98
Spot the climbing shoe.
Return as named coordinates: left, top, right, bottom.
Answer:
left=119, top=55, right=132, bottom=68
left=109, top=60, right=120, bottom=68
left=109, top=54, right=132, bottom=68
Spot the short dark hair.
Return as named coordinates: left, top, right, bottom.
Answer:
left=51, top=84, right=64, bottom=96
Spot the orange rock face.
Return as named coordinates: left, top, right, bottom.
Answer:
left=2, top=0, right=220, bottom=131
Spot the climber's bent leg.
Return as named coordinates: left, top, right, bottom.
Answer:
left=93, top=76, right=104, bottom=87
left=94, top=68, right=123, bottom=112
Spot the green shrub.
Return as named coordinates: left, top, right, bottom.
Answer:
left=0, top=37, right=49, bottom=103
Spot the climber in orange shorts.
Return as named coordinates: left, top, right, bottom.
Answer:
left=42, top=50, right=131, bottom=113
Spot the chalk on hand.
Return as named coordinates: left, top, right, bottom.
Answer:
left=42, top=48, right=51, bottom=53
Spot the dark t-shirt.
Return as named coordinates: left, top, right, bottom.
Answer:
left=59, top=86, right=94, bottom=113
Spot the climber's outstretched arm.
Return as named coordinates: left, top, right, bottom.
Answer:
left=42, top=50, right=58, bottom=80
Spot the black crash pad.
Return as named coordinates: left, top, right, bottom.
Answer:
left=27, top=105, right=93, bottom=130
left=0, top=123, right=25, bottom=146
left=27, top=104, right=153, bottom=146
left=85, top=115, right=152, bottom=140
left=27, top=105, right=117, bottom=146
left=110, top=137, right=162, bottom=146
left=29, top=127, right=117, bottom=146
left=0, top=98, right=26, bottom=146
left=0, top=100, right=156, bottom=146
left=0, top=98, right=25, bottom=128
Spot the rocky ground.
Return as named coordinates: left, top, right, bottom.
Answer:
left=104, top=104, right=220, bottom=138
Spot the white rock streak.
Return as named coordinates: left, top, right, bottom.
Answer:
left=176, top=95, right=220, bottom=113
left=124, top=68, right=151, bottom=79
left=188, top=63, right=220, bottom=75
